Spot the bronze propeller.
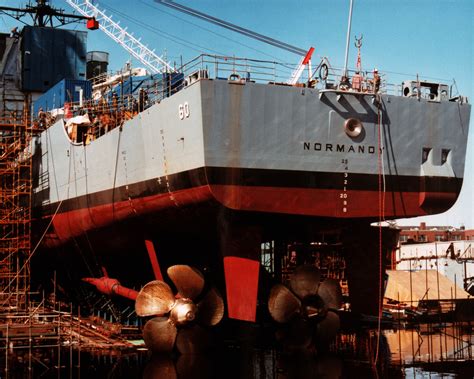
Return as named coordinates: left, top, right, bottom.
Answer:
left=268, top=265, right=342, bottom=348
left=136, top=265, right=224, bottom=353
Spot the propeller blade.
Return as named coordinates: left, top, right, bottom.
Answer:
left=175, top=325, right=210, bottom=355
left=290, top=265, right=321, bottom=299
left=268, top=284, right=301, bottom=323
left=143, top=354, right=177, bottom=379
left=276, top=316, right=313, bottom=348
left=167, top=265, right=205, bottom=300
left=143, top=317, right=178, bottom=353
left=197, top=287, right=224, bottom=326
left=317, top=279, right=342, bottom=310
left=314, top=310, right=340, bottom=345
left=135, top=280, right=175, bottom=317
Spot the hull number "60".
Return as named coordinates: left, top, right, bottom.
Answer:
left=178, top=102, right=190, bottom=120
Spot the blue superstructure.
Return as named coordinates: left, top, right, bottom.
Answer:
left=33, top=78, right=92, bottom=115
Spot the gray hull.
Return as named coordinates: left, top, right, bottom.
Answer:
left=32, top=78, right=471, bottom=245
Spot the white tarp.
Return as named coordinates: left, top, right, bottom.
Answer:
left=385, top=270, right=470, bottom=306
left=65, top=114, right=91, bottom=127
left=65, top=114, right=91, bottom=135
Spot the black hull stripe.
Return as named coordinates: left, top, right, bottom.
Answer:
left=35, top=167, right=463, bottom=216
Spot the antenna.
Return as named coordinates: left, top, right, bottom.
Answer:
left=354, top=34, right=363, bottom=72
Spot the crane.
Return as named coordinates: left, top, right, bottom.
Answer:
left=65, top=0, right=174, bottom=74
left=287, top=47, right=315, bottom=85
left=154, top=0, right=314, bottom=84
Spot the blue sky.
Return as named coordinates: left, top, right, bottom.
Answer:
left=1, top=0, right=473, bottom=227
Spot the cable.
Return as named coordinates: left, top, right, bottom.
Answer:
left=140, top=0, right=287, bottom=61
left=0, top=11, right=30, bottom=27
left=382, top=69, right=449, bottom=83
left=102, top=2, right=298, bottom=79
left=100, top=1, right=225, bottom=56
left=379, top=100, right=386, bottom=207
left=154, top=0, right=305, bottom=55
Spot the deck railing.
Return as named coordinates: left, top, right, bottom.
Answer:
left=178, top=54, right=393, bottom=94
left=34, top=54, right=458, bottom=142
left=179, top=54, right=295, bottom=85
left=177, top=54, right=458, bottom=99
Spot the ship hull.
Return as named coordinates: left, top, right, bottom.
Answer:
left=32, top=79, right=470, bottom=246
left=31, top=78, right=471, bottom=320
left=36, top=167, right=462, bottom=247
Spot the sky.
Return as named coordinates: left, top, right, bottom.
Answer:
left=1, top=0, right=473, bottom=227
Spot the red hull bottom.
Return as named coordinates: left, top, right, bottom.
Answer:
left=35, top=182, right=454, bottom=323
left=41, top=185, right=455, bottom=247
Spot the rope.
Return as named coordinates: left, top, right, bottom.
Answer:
left=374, top=93, right=386, bottom=367
left=111, top=124, right=123, bottom=220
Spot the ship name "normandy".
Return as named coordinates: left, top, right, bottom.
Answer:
left=303, top=142, right=376, bottom=154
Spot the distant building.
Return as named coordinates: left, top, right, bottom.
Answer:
left=393, top=223, right=474, bottom=294
left=398, top=222, right=474, bottom=244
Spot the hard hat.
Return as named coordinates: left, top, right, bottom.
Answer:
left=374, top=68, right=378, bottom=72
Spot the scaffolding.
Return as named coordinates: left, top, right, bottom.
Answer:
left=0, top=110, right=33, bottom=312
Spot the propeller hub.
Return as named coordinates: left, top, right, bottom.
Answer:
left=170, top=298, right=197, bottom=326
left=302, top=295, right=326, bottom=320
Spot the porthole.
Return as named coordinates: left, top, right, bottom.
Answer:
left=344, top=118, right=363, bottom=138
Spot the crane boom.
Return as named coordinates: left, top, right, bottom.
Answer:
left=287, top=47, right=315, bottom=85
left=66, top=0, right=174, bottom=74
left=155, top=0, right=306, bottom=56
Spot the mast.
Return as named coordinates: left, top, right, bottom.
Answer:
left=342, top=0, right=354, bottom=79
left=0, top=0, right=94, bottom=28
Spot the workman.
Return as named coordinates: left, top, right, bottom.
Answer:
left=351, top=71, right=363, bottom=92
left=138, top=88, right=148, bottom=112
left=38, top=108, right=47, bottom=129
left=371, top=68, right=381, bottom=93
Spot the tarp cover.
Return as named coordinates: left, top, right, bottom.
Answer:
left=385, top=270, right=470, bottom=306
left=65, top=114, right=90, bottom=127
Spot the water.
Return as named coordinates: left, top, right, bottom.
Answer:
left=1, top=324, right=473, bottom=378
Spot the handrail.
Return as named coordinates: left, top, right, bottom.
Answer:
left=31, top=54, right=462, bottom=143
